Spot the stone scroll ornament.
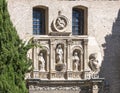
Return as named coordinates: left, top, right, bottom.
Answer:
left=88, top=53, right=101, bottom=73
left=53, top=11, right=68, bottom=32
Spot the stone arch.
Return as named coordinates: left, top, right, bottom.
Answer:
left=71, top=45, right=83, bottom=54
left=33, top=5, right=48, bottom=9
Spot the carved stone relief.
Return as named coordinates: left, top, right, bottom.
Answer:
left=85, top=53, right=102, bottom=79
left=32, top=38, right=86, bottom=80
left=51, top=72, right=65, bottom=79
left=29, top=85, right=81, bottom=91
left=88, top=53, right=101, bottom=74
left=53, top=11, right=68, bottom=32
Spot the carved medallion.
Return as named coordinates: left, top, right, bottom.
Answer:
left=53, top=11, right=68, bottom=32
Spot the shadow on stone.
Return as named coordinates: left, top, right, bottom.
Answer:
left=101, top=9, right=120, bottom=93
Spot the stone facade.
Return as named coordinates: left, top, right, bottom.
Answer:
left=8, top=0, right=120, bottom=93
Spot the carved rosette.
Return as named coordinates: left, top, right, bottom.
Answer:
left=53, top=15, right=68, bottom=32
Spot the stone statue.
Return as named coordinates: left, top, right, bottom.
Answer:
left=73, top=52, right=80, bottom=71
left=88, top=53, right=100, bottom=73
left=38, top=53, right=45, bottom=71
left=56, top=44, right=63, bottom=64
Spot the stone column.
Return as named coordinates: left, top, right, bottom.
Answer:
left=67, top=39, right=73, bottom=79
left=46, top=52, right=49, bottom=72
left=83, top=39, right=89, bottom=79
left=83, top=39, right=88, bottom=70
left=64, top=44, right=66, bottom=69
left=50, top=39, right=56, bottom=79
left=67, top=39, right=72, bottom=71
left=80, top=52, right=83, bottom=71
left=50, top=39, right=55, bottom=71
left=33, top=42, right=39, bottom=78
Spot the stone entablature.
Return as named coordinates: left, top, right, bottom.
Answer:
left=27, top=79, right=104, bottom=93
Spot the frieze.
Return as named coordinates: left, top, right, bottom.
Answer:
left=29, top=85, right=81, bottom=91
left=51, top=72, right=65, bottom=78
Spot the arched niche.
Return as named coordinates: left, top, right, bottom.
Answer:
left=55, top=42, right=67, bottom=72
left=38, top=46, right=49, bottom=72
left=55, top=43, right=64, bottom=64
left=54, top=40, right=66, bottom=64
left=71, top=45, right=83, bottom=71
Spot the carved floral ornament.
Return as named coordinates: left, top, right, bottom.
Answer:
left=53, top=11, right=68, bottom=32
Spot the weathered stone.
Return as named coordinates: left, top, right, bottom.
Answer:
left=7, top=0, right=120, bottom=93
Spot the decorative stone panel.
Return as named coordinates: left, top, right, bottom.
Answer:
left=31, top=36, right=88, bottom=80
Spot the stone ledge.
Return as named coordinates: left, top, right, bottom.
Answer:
left=27, top=78, right=104, bottom=86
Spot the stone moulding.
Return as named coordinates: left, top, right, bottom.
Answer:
left=27, top=78, right=104, bottom=92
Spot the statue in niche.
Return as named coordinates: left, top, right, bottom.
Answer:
left=38, top=53, right=45, bottom=72
left=73, top=52, right=80, bottom=71
left=56, top=44, right=63, bottom=64
left=88, top=53, right=100, bottom=73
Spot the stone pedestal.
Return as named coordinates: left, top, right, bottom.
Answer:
left=50, top=71, right=66, bottom=80
left=67, top=71, right=82, bottom=80
left=39, top=72, right=48, bottom=80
